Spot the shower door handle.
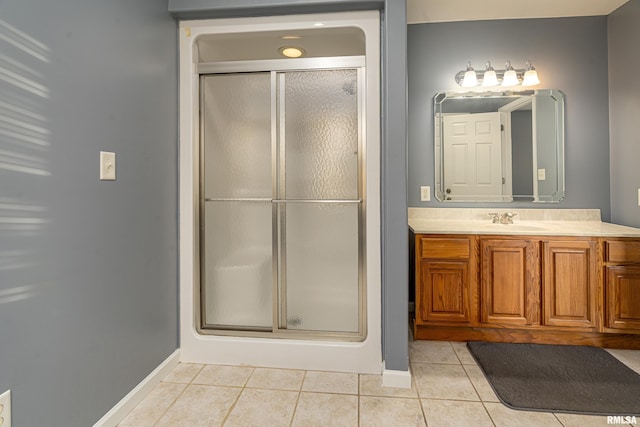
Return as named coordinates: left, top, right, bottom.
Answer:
left=271, top=199, right=362, bottom=204
left=204, top=198, right=272, bottom=202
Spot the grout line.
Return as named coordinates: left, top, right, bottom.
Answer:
left=417, top=391, right=429, bottom=427
left=152, top=362, right=235, bottom=426
left=151, top=382, right=189, bottom=427
left=148, top=363, right=205, bottom=426
left=299, top=370, right=308, bottom=393
left=189, top=364, right=206, bottom=384
left=480, top=401, right=498, bottom=427
left=419, top=396, right=490, bottom=403
left=461, top=364, right=485, bottom=403
left=291, top=390, right=360, bottom=397
left=362, top=393, right=421, bottom=401
left=241, top=367, right=256, bottom=388
left=289, top=388, right=302, bottom=427
left=551, top=412, right=567, bottom=426
left=291, top=370, right=305, bottom=426
left=410, top=361, right=468, bottom=366
left=219, top=385, right=244, bottom=427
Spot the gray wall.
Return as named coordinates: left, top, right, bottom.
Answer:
left=609, top=0, right=640, bottom=227
left=511, top=111, right=533, bottom=196
left=169, top=0, right=383, bottom=18
left=408, top=17, right=611, bottom=220
left=0, top=1, right=178, bottom=425
left=170, top=0, right=409, bottom=372
left=382, top=0, right=409, bottom=374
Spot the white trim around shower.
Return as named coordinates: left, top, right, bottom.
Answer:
left=178, top=11, right=382, bottom=374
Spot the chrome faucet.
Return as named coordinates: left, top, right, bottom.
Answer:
left=488, top=212, right=517, bottom=224
left=500, top=212, right=517, bottom=224
left=488, top=212, right=500, bottom=223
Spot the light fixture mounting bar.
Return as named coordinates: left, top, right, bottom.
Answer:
left=455, top=60, right=540, bottom=87
left=454, top=68, right=527, bottom=86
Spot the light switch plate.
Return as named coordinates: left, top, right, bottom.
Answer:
left=100, top=151, right=116, bottom=181
left=420, top=186, right=431, bottom=202
left=0, top=390, right=11, bottom=427
left=537, top=168, right=546, bottom=181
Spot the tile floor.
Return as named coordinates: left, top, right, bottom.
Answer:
left=118, top=340, right=640, bottom=427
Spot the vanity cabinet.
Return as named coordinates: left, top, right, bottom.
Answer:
left=415, top=236, right=476, bottom=326
left=414, top=233, right=640, bottom=348
left=604, top=240, right=640, bottom=333
left=478, top=237, right=597, bottom=330
left=542, top=240, right=598, bottom=330
left=480, top=238, right=540, bottom=326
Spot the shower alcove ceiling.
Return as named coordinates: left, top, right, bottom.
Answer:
left=195, top=27, right=365, bottom=61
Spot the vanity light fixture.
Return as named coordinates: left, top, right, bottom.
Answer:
left=455, top=59, right=541, bottom=87
left=461, top=62, right=478, bottom=87
left=279, top=46, right=306, bottom=58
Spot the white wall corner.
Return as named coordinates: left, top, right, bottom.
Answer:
left=93, top=349, right=181, bottom=427
left=382, top=362, right=412, bottom=389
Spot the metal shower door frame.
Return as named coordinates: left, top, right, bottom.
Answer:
left=197, top=56, right=367, bottom=341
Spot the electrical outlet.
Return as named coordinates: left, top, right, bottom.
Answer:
left=420, top=186, right=431, bottom=201
left=0, top=390, right=11, bottom=427
left=537, top=168, right=546, bottom=181
left=100, top=151, right=116, bottom=181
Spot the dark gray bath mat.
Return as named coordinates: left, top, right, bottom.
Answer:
left=467, top=341, right=640, bottom=416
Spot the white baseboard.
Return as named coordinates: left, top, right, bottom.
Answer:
left=382, top=364, right=412, bottom=389
left=94, top=349, right=181, bottom=427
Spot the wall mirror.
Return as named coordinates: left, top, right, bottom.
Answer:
left=434, top=89, right=565, bottom=202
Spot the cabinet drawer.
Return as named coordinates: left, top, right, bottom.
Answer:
left=420, top=238, right=470, bottom=259
left=606, top=241, right=640, bottom=263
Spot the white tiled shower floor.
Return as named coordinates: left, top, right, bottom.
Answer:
left=118, top=341, right=640, bottom=426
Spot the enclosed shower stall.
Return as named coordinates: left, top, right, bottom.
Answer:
left=179, top=12, right=381, bottom=373
left=201, top=66, right=364, bottom=338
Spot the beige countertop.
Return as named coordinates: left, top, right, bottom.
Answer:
left=408, top=208, right=640, bottom=237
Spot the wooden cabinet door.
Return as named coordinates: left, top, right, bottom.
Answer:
left=481, top=239, right=540, bottom=326
left=605, top=266, right=640, bottom=333
left=416, top=260, right=470, bottom=324
left=542, top=240, right=597, bottom=329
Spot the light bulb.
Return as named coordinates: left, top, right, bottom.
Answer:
left=502, top=60, right=519, bottom=86
left=279, top=46, right=305, bottom=58
left=522, top=70, right=539, bottom=86
left=482, top=61, right=498, bottom=86
left=522, top=60, right=540, bottom=86
left=461, top=62, right=478, bottom=87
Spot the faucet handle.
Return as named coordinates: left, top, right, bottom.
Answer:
left=488, top=212, right=500, bottom=223
left=502, top=212, right=517, bottom=224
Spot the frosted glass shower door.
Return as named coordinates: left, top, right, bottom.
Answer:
left=278, top=70, right=362, bottom=333
left=200, top=66, right=364, bottom=337
left=201, top=73, right=273, bottom=330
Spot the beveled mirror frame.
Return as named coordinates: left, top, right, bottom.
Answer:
left=434, top=89, right=565, bottom=203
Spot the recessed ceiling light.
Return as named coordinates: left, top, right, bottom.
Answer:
left=282, top=35, right=302, bottom=40
left=313, top=22, right=325, bottom=27
left=279, top=46, right=306, bottom=58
